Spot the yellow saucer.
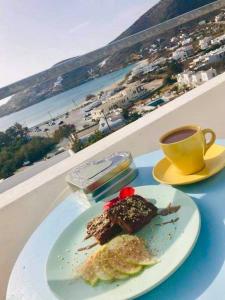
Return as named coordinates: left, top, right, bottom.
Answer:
left=153, top=144, right=225, bottom=185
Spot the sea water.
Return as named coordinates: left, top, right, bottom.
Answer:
left=0, top=64, right=134, bottom=130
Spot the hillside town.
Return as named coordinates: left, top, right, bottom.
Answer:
left=30, top=10, right=225, bottom=144
left=2, top=8, right=225, bottom=177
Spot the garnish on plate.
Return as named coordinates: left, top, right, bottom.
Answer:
left=155, top=217, right=180, bottom=226
left=77, top=234, right=158, bottom=286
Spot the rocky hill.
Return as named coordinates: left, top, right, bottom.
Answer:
left=116, top=0, right=216, bottom=40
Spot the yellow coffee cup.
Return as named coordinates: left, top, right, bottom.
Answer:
left=160, top=125, right=216, bottom=175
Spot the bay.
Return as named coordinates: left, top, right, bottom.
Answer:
left=0, top=64, right=134, bottom=130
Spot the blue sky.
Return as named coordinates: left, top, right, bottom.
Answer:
left=0, top=0, right=158, bottom=87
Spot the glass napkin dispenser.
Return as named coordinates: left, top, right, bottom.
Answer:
left=66, top=152, right=137, bottom=204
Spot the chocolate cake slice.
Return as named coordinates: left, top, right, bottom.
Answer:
left=108, top=195, right=158, bottom=233
left=86, top=212, right=121, bottom=245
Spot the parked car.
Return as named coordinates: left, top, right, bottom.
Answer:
left=54, top=147, right=66, bottom=156
left=23, top=160, right=32, bottom=167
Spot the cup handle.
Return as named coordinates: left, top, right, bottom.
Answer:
left=202, top=128, right=216, bottom=154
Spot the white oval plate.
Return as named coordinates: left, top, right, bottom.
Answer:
left=46, top=185, right=200, bottom=300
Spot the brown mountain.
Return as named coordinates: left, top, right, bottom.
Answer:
left=116, top=0, right=217, bottom=41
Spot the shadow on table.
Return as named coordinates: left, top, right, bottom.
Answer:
left=177, top=168, right=225, bottom=195
left=138, top=169, right=225, bottom=300
left=133, top=167, right=159, bottom=187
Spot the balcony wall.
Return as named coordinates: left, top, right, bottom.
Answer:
left=1, top=72, right=225, bottom=299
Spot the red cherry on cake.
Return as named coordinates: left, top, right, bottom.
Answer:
left=103, top=186, right=135, bottom=211
left=119, top=186, right=135, bottom=200
left=103, top=197, right=119, bottom=211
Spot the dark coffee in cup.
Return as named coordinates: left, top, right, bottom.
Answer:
left=162, top=129, right=196, bottom=144
left=160, top=125, right=216, bottom=174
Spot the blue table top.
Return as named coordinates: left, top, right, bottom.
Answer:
left=6, top=140, right=225, bottom=300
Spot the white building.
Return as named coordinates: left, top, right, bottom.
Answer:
left=215, top=12, right=225, bottom=23
left=181, top=38, right=193, bottom=46
left=204, top=46, right=225, bottom=64
left=211, top=34, right=225, bottom=45
left=199, top=37, right=212, bottom=50
left=192, top=72, right=204, bottom=86
left=192, top=46, right=225, bottom=68
left=93, top=84, right=149, bottom=116
left=98, top=115, right=125, bottom=133
left=201, top=69, right=217, bottom=81
left=172, top=45, right=193, bottom=60
left=107, top=85, right=147, bottom=105
left=130, top=57, right=167, bottom=77
left=170, top=37, right=178, bottom=43
left=177, top=71, right=193, bottom=85
left=177, top=68, right=217, bottom=87
left=173, top=50, right=187, bottom=60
